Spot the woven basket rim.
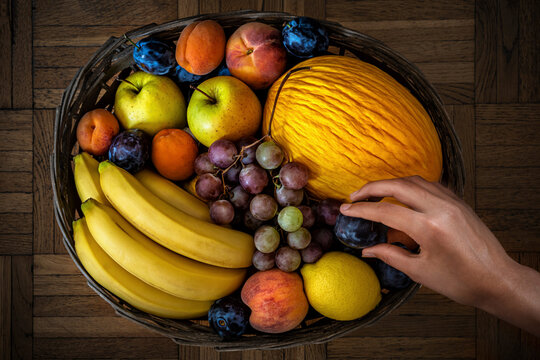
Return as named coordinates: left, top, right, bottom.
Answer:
left=51, top=9, right=464, bottom=351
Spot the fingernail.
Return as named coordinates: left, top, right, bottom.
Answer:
left=350, top=190, right=360, bottom=199
left=362, top=251, right=375, bottom=258
left=340, top=204, right=351, bottom=211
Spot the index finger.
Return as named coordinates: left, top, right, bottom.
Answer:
left=350, top=177, right=439, bottom=212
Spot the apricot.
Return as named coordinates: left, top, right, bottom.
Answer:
left=151, top=129, right=198, bottom=181
left=226, top=22, right=287, bottom=89
left=76, top=109, right=120, bottom=156
left=176, top=20, right=225, bottom=75
left=241, top=268, right=309, bottom=334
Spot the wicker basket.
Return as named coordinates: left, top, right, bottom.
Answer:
left=51, top=10, right=465, bottom=351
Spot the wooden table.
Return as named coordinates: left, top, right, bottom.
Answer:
left=1, top=0, right=539, bottom=358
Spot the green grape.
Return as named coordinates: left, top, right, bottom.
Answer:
left=255, top=141, right=284, bottom=170
left=254, top=226, right=281, bottom=253
left=277, top=206, right=303, bottom=232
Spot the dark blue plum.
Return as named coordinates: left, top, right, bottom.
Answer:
left=108, top=129, right=150, bottom=174
left=334, top=213, right=386, bottom=249
left=208, top=296, right=250, bottom=340
left=133, top=37, right=175, bottom=75
left=375, top=243, right=413, bottom=290
left=282, top=17, right=329, bottom=58
left=215, top=63, right=231, bottom=77
left=174, top=65, right=204, bottom=83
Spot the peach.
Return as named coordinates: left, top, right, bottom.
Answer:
left=176, top=20, right=225, bottom=75
left=241, top=268, right=309, bottom=334
left=76, top=109, right=120, bottom=156
left=387, top=228, right=419, bottom=250
left=226, top=22, right=287, bottom=90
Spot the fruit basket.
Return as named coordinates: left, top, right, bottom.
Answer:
left=51, top=10, right=464, bottom=351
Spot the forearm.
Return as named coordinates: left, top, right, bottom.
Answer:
left=480, top=260, right=540, bottom=337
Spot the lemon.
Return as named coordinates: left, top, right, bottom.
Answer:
left=300, top=251, right=381, bottom=321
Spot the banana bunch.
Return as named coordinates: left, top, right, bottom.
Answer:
left=73, top=153, right=255, bottom=315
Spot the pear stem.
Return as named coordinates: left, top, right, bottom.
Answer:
left=190, top=84, right=216, bottom=104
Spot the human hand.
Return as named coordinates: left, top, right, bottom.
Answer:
left=340, top=176, right=540, bottom=335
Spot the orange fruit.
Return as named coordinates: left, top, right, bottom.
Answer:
left=152, top=129, right=198, bottom=181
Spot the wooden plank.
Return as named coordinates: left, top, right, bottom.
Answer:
left=0, top=110, right=33, bottom=130
left=11, top=256, right=32, bottom=360
left=477, top=167, right=540, bottom=189
left=178, top=344, right=199, bottom=360
left=475, top=0, right=497, bottom=103
left=518, top=0, right=540, bottom=102
left=34, top=67, right=79, bottom=90
left=199, top=0, right=220, bottom=14
left=34, top=275, right=95, bottom=296
left=0, top=256, right=11, bottom=360
left=283, top=346, right=304, bottom=360
left=476, top=146, right=540, bottom=167
left=0, top=151, right=32, bottom=171
left=34, top=25, right=135, bottom=47
left=0, top=130, right=32, bottom=151
left=375, top=40, right=474, bottom=63
left=346, top=314, right=475, bottom=338
left=262, top=0, right=283, bottom=11
left=220, top=0, right=260, bottom=12
left=416, top=62, right=474, bottom=84
left=0, top=172, right=33, bottom=193
left=34, top=254, right=79, bottom=275
left=477, top=309, right=498, bottom=360
left=34, top=110, right=58, bottom=254
left=0, top=234, right=33, bottom=255
left=497, top=0, right=519, bottom=103
left=0, top=213, right=32, bottom=234
left=338, top=19, right=475, bottom=43
left=477, top=124, right=540, bottom=146
left=283, top=0, right=325, bottom=18
left=0, top=1, right=12, bottom=108
left=34, top=296, right=116, bottom=317
left=177, top=0, right=199, bottom=18
left=34, top=316, right=157, bottom=338
left=0, top=193, right=32, bottom=213
left=327, top=337, right=475, bottom=358
left=453, top=105, right=475, bottom=208
left=34, top=337, right=178, bottom=358
left=34, top=89, right=64, bottom=109
left=304, top=344, right=326, bottom=360
left=476, top=103, right=540, bottom=123
left=34, top=0, right=177, bottom=26
left=433, top=83, right=474, bottom=105
left=200, top=346, right=221, bottom=360
left=11, top=0, right=32, bottom=108
left=520, top=253, right=540, bottom=358
left=477, top=188, right=540, bottom=209
left=394, top=293, right=474, bottom=316
left=325, top=0, right=473, bottom=21
left=477, top=209, right=540, bottom=231
left=34, top=46, right=100, bottom=68
left=493, top=230, right=540, bottom=252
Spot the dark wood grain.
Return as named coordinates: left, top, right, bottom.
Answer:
left=0, top=0, right=11, bottom=108
left=11, top=256, right=32, bottom=360
left=34, top=337, right=178, bottom=358
left=496, top=0, right=519, bottom=103
left=0, top=172, right=32, bottom=193
left=11, top=0, right=32, bottom=108
left=34, top=46, right=100, bottom=68
left=33, top=110, right=62, bottom=254
left=475, top=0, right=497, bottom=103
left=518, top=0, right=540, bottom=103
left=0, top=256, right=11, bottom=360
left=453, top=105, right=475, bottom=207
left=178, top=0, right=199, bottom=18
left=34, top=295, right=116, bottom=317
left=0, top=234, right=33, bottom=255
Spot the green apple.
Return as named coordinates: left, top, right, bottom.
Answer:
left=114, top=72, right=186, bottom=136
left=187, top=76, right=262, bottom=147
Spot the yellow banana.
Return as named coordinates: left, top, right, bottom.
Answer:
left=134, top=169, right=210, bottom=222
left=99, top=161, right=254, bottom=268
left=81, top=199, right=246, bottom=301
left=73, top=218, right=212, bottom=318
left=73, top=152, right=110, bottom=205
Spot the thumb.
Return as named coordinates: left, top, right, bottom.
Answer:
left=362, top=243, right=418, bottom=277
